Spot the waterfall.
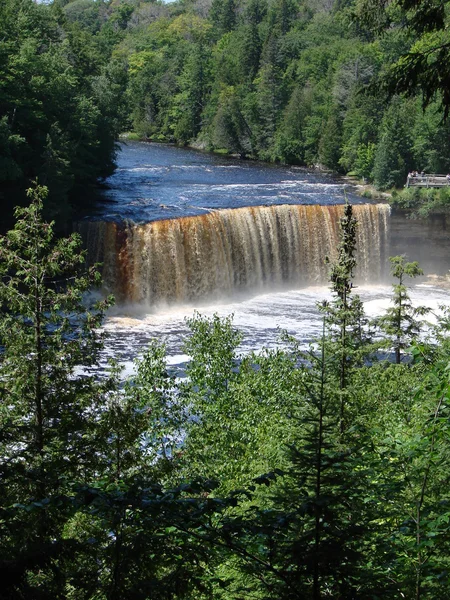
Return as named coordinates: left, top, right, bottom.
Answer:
left=79, top=204, right=390, bottom=305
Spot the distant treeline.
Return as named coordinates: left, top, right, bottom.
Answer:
left=2, top=0, right=450, bottom=223
left=107, top=0, right=450, bottom=189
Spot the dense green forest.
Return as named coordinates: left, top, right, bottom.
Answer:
left=3, top=0, right=450, bottom=223
left=3, top=1, right=450, bottom=599
left=109, top=0, right=450, bottom=193
left=3, top=187, right=450, bottom=599
left=0, top=0, right=127, bottom=224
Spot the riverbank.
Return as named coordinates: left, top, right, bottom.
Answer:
left=338, top=174, right=391, bottom=202
left=389, top=186, right=450, bottom=218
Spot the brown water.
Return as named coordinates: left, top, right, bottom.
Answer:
left=81, top=203, right=390, bottom=305
left=79, top=142, right=450, bottom=373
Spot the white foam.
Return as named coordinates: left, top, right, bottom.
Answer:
left=166, top=354, right=190, bottom=365
left=102, top=284, right=450, bottom=366
left=121, top=166, right=168, bottom=173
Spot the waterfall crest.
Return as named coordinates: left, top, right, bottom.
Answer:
left=80, top=204, right=390, bottom=305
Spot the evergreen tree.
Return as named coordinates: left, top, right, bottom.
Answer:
left=212, top=317, right=378, bottom=599
left=322, top=202, right=371, bottom=433
left=240, top=22, right=263, bottom=82
left=339, top=92, right=381, bottom=178
left=273, top=85, right=311, bottom=163
left=254, top=34, right=285, bottom=156
left=373, top=97, right=416, bottom=189
left=212, top=86, right=254, bottom=156
left=377, top=255, right=427, bottom=364
left=210, top=0, right=237, bottom=37
left=0, top=189, right=245, bottom=599
left=267, top=0, right=298, bottom=35
left=318, top=109, right=342, bottom=171
left=0, top=184, right=112, bottom=596
left=173, top=42, right=210, bottom=143
left=239, top=0, right=267, bottom=81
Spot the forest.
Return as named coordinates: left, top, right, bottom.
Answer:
left=3, top=0, right=450, bottom=599
left=3, top=0, right=450, bottom=222
left=3, top=186, right=450, bottom=599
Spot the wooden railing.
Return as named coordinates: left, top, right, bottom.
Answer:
left=406, top=174, right=450, bottom=188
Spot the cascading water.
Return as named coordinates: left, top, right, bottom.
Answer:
left=80, top=203, right=390, bottom=306
left=75, top=141, right=450, bottom=374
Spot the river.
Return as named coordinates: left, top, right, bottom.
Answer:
left=92, top=140, right=363, bottom=222
left=80, top=141, right=450, bottom=375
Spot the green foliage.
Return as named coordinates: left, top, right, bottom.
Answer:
left=92, top=0, right=450, bottom=211
left=273, top=85, right=311, bottom=164
left=357, top=0, right=450, bottom=118
left=0, top=0, right=127, bottom=224
left=220, top=335, right=377, bottom=599
left=0, top=184, right=112, bottom=596
left=373, top=96, right=415, bottom=189
left=377, top=255, right=427, bottom=363
left=210, top=0, right=237, bottom=37
left=172, top=42, right=211, bottom=143
left=0, top=188, right=242, bottom=599
left=63, top=0, right=105, bottom=33
left=3, top=0, right=450, bottom=221
left=211, top=86, right=254, bottom=156
left=391, top=185, right=450, bottom=217
left=412, top=100, right=450, bottom=174
left=6, top=2, right=450, bottom=597
left=320, top=203, right=372, bottom=435
left=319, top=109, right=343, bottom=171
left=179, top=313, right=256, bottom=487
left=4, top=188, right=450, bottom=597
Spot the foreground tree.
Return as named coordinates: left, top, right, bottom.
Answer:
left=356, top=0, right=450, bottom=118
left=322, top=202, right=371, bottom=434
left=377, top=255, right=427, bottom=363
left=0, top=184, right=113, bottom=595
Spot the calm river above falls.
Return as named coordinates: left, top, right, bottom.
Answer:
left=80, top=141, right=450, bottom=375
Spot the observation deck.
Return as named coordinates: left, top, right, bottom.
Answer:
left=406, top=174, right=450, bottom=188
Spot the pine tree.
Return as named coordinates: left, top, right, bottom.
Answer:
left=319, top=110, right=343, bottom=171
left=212, top=86, right=254, bottom=156
left=210, top=0, right=237, bottom=37
left=321, top=202, right=371, bottom=433
left=377, top=255, right=427, bottom=364
left=206, top=204, right=378, bottom=599
left=0, top=187, right=238, bottom=599
left=273, top=85, right=310, bottom=164
left=0, top=184, right=112, bottom=596
left=373, top=97, right=415, bottom=189
left=240, top=0, right=267, bottom=82
left=213, top=316, right=377, bottom=599
left=173, top=42, right=210, bottom=143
